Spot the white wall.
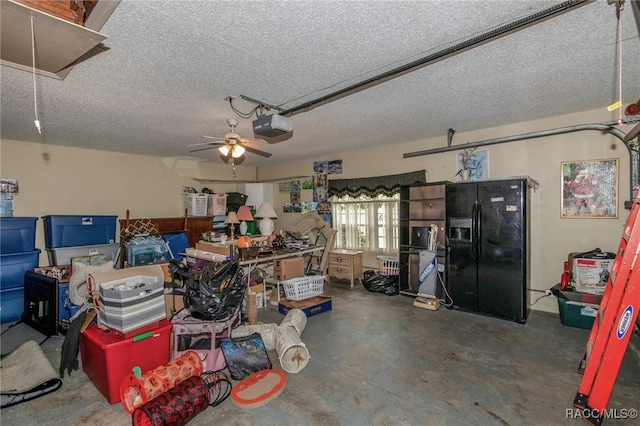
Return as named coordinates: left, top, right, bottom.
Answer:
left=0, top=139, right=256, bottom=264
left=1, top=108, right=636, bottom=314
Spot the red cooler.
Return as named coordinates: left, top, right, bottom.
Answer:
left=80, top=319, right=172, bottom=404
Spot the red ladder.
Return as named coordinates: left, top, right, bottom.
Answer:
left=573, top=191, right=640, bottom=426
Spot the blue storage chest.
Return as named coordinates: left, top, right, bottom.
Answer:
left=0, top=217, right=38, bottom=254
left=165, top=233, right=190, bottom=261
left=0, top=250, right=41, bottom=291
left=0, top=287, right=24, bottom=323
left=42, top=215, right=117, bottom=248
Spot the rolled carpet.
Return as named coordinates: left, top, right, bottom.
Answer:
left=1, top=340, right=62, bottom=408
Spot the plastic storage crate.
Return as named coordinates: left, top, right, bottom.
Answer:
left=183, top=194, right=208, bottom=216
left=0, top=217, right=38, bottom=253
left=0, top=249, right=41, bottom=291
left=557, top=297, right=598, bottom=330
left=282, top=275, right=324, bottom=301
left=42, top=215, right=117, bottom=248
left=207, top=194, right=227, bottom=216
left=0, top=287, right=24, bottom=323
left=80, top=320, right=172, bottom=404
left=46, top=243, right=119, bottom=266
left=377, top=256, right=399, bottom=275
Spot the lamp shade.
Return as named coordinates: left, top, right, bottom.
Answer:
left=254, top=203, right=277, bottom=219
left=236, top=205, right=253, bottom=235
left=255, top=203, right=277, bottom=236
left=236, top=206, right=254, bottom=221
left=225, top=211, right=240, bottom=224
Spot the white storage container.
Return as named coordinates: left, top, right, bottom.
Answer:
left=207, top=194, right=227, bottom=216
left=183, top=194, right=208, bottom=216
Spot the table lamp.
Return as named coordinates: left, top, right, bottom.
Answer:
left=236, top=205, right=254, bottom=236
left=254, top=202, right=277, bottom=236
left=225, top=211, right=240, bottom=240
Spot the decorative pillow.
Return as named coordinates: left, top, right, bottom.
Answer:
left=68, top=261, right=114, bottom=306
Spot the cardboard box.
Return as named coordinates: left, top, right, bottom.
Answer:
left=186, top=255, right=213, bottom=271
left=195, top=241, right=230, bottom=257
left=165, top=291, right=185, bottom=320
left=573, top=257, right=614, bottom=295
left=248, top=284, right=265, bottom=309
left=274, top=257, right=305, bottom=281
left=278, top=295, right=332, bottom=317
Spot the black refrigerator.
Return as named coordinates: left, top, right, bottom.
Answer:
left=446, top=178, right=530, bottom=323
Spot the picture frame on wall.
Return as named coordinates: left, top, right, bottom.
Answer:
left=456, top=148, right=489, bottom=181
left=561, top=158, right=618, bottom=219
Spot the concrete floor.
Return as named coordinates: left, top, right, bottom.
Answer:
left=2, top=279, right=639, bottom=426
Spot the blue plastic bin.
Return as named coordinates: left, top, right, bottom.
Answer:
left=42, top=215, right=117, bottom=248
left=0, top=217, right=38, bottom=254
left=0, top=287, right=24, bottom=324
left=0, top=250, right=41, bottom=291
left=165, top=233, right=190, bottom=261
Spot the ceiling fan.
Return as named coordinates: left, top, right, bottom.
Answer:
left=189, top=118, right=271, bottom=160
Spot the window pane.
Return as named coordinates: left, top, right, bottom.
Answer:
left=332, top=194, right=399, bottom=252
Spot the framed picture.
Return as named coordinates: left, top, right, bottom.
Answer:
left=456, top=148, right=489, bottom=181
left=561, top=158, right=618, bottom=218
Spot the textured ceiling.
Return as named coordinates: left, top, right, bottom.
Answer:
left=1, top=0, right=639, bottom=168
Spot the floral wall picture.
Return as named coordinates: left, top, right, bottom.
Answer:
left=456, top=147, right=489, bottom=181
left=561, top=158, right=618, bottom=218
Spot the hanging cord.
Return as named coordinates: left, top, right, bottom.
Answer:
left=616, top=0, right=624, bottom=124
left=30, top=15, right=41, bottom=134
left=202, top=370, right=232, bottom=407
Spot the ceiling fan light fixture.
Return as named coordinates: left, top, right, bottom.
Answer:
left=231, top=145, right=245, bottom=158
left=218, top=145, right=231, bottom=156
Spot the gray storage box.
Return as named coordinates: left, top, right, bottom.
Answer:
left=46, top=243, right=119, bottom=266
left=98, top=275, right=165, bottom=335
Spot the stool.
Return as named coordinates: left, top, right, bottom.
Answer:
left=171, top=308, right=239, bottom=372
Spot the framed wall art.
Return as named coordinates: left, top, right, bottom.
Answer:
left=561, top=158, right=618, bottom=219
left=456, top=148, right=489, bottom=181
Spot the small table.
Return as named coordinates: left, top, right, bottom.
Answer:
left=328, top=249, right=363, bottom=288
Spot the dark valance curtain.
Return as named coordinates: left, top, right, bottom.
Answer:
left=327, top=170, right=426, bottom=198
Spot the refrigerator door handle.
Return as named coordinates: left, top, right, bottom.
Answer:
left=477, top=202, right=483, bottom=258
left=472, top=202, right=478, bottom=258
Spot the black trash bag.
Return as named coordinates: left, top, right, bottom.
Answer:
left=184, top=260, right=245, bottom=321
left=362, top=269, right=399, bottom=296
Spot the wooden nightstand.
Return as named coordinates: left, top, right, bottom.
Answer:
left=328, top=249, right=363, bottom=288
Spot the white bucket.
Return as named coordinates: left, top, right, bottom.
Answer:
left=278, top=308, right=307, bottom=335
left=275, top=326, right=309, bottom=374
left=231, top=324, right=278, bottom=351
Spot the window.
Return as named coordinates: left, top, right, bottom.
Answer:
left=332, top=193, right=399, bottom=253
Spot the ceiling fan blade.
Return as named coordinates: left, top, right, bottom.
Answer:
left=189, top=140, right=226, bottom=147
left=239, top=137, right=267, bottom=144
left=242, top=144, right=272, bottom=157
left=203, top=135, right=226, bottom=142
left=189, top=146, right=219, bottom=153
